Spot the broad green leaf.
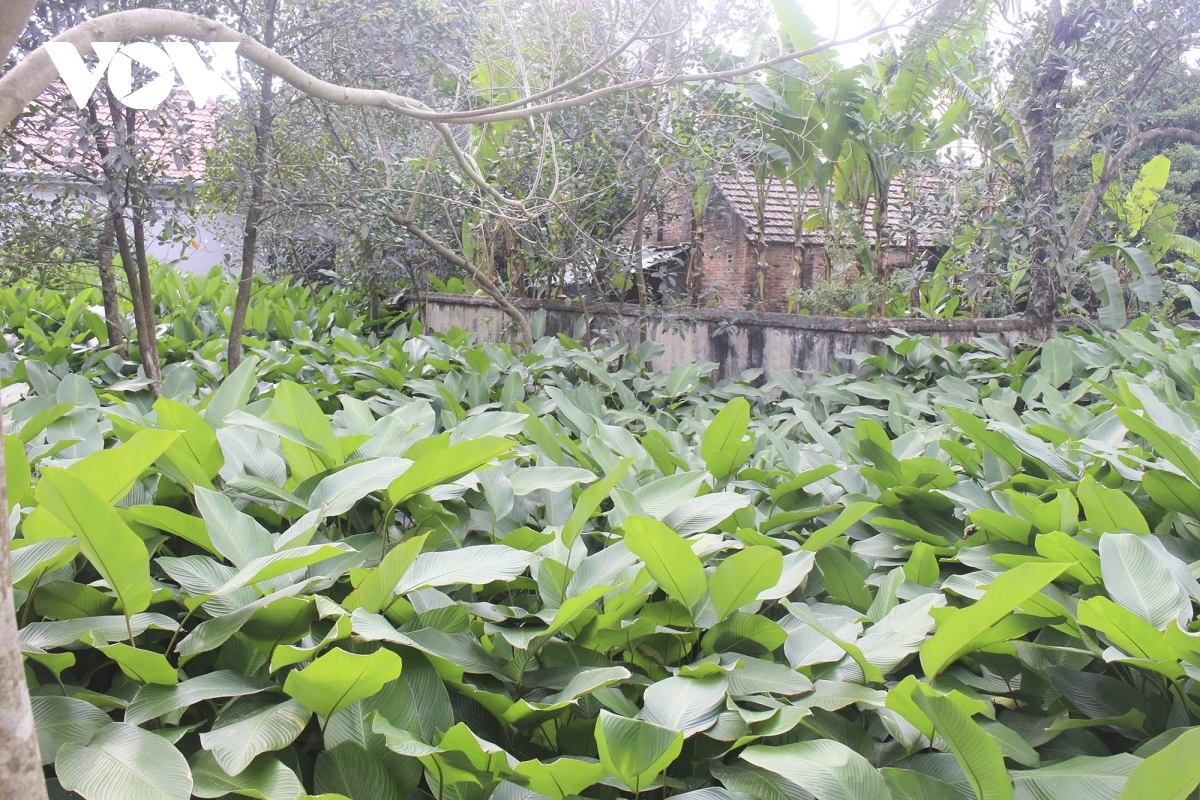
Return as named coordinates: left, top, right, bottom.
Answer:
left=920, top=561, right=1068, bottom=678
left=394, top=545, right=535, bottom=595
left=1078, top=596, right=1174, bottom=663
left=594, top=710, right=683, bottom=792
left=124, top=504, right=218, bottom=556
left=702, top=397, right=754, bottom=479
left=386, top=436, right=513, bottom=505
left=1012, top=754, right=1139, bottom=800
left=284, top=647, right=403, bottom=720
left=803, top=502, right=878, bottom=552
left=195, top=487, right=274, bottom=568
left=623, top=516, right=708, bottom=617
left=709, top=546, right=783, bottom=620
left=1099, top=533, right=1190, bottom=630
left=30, top=695, right=112, bottom=765
left=913, top=691, right=1012, bottom=800
left=57, top=722, right=192, bottom=800
left=1116, top=726, right=1200, bottom=799
left=1116, top=408, right=1200, bottom=486
left=904, top=542, right=939, bottom=586
left=34, top=580, right=113, bottom=619
left=155, top=396, right=224, bottom=488
left=214, top=543, right=355, bottom=596
left=1078, top=476, right=1149, bottom=535
left=202, top=354, right=261, bottom=426
left=67, top=428, right=180, bottom=503
left=561, top=456, right=635, bottom=547
left=191, top=750, right=305, bottom=800
left=309, top=457, right=412, bottom=516
left=4, top=432, right=30, bottom=510
left=96, top=643, right=179, bottom=685
left=199, top=699, right=311, bottom=777
left=742, top=739, right=890, bottom=800
left=343, top=534, right=427, bottom=612
left=511, top=757, right=607, bottom=800
left=642, top=676, right=727, bottom=736
left=313, top=742, right=403, bottom=800
left=816, top=546, right=872, bottom=611
left=11, top=538, right=79, bottom=588
left=126, top=671, right=275, bottom=726
left=34, top=468, right=153, bottom=615
left=1143, top=470, right=1200, bottom=520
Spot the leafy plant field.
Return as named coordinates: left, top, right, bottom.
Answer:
left=5, top=272, right=1200, bottom=800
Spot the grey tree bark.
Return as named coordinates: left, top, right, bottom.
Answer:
left=0, top=402, right=49, bottom=799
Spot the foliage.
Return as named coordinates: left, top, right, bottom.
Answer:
left=8, top=272, right=1200, bottom=799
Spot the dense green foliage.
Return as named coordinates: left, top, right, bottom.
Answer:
left=6, top=271, right=1200, bottom=799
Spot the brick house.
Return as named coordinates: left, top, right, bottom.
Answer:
left=648, top=171, right=946, bottom=312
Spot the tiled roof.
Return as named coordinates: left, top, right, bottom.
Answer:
left=715, top=171, right=947, bottom=247
left=4, top=87, right=223, bottom=182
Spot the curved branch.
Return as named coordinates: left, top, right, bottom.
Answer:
left=0, top=5, right=916, bottom=131
left=386, top=211, right=534, bottom=349
left=1067, top=126, right=1200, bottom=255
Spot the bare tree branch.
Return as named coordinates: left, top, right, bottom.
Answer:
left=386, top=211, right=534, bottom=348
left=0, top=0, right=37, bottom=64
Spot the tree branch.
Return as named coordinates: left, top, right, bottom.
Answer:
left=0, top=0, right=37, bottom=64
left=1066, top=126, right=1200, bottom=255
left=385, top=211, right=534, bottom=349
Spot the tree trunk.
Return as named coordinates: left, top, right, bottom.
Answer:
left=110, top=205, right=159, bottom=391
left=97, top=214, right=125, bottom=352
left=228, top=0, right=277, bottom=370
left=128, top=184, right=161, bottom=395
left=0, top=404, right=49, bottom=800
left=1023, top=3, right=1090, bottom=337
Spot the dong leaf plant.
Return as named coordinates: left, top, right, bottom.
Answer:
left=4, top=271, right=1200, bottom=798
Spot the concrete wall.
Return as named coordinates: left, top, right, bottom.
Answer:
left=407, top=292, right=1039, bottom=380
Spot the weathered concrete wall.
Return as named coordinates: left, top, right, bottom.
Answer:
left=407, top=293, right=1039, bottom=380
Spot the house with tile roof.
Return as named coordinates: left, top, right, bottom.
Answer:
left=648, top=171, right=948, bottom=312
left=2, top=89, right=240, bottom=274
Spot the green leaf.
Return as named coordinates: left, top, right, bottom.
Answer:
left=594, top=710, right=683, bottom=792
left=1012, top=754, right=1139, bottom=800
left=642, top=676, right=727, bottom=736
left=511, top=757, right=607, bottom=800
left=904, top=542, right=939, bottom=586
left=343, top=534, right=427, bottom=612
left=283, top=647, right=403, bottom=720
left=386, top=436, right=513, bottom=505
left=124, top=504, right=218, bottom=556
left=126, top=671, right=275, bottom=726
left=214, top=543, right=355, bottom=595
left=202, top=354, right=260, bottom=426
left=803, top=502, right=877, bottom=552
left=1099, top=533, right=1190, bottom=631
left=1142, top=470, right=1200, bottom=519
left=1116, top=726, right=1200, bottom=799
left=1078, top=476, right=1149, bottom=535
left=191, top=750, right=306, bottom=800
left=623, top=516, right=708, bottom=618
left=67, top=428, right=180, bottom=503
left=561, top=456, right=635, bottom=547
left=4, top=432, right=30, bottom=510
left=195, top=487, right=274, bottom=568
left=57, top=722, right=192, bottom=800
left=314, top=742, right=402, bottom=800
left=34, top=580, right=114, bottom=620
left=30, top=695, right=112, bottom=766
left=155, top=396, right=224, bottom=488
left=815, top=546, right=872, bottom=611
left=34, top=468, right=153, bottom=615
left=394, top=545, right=535, bottom=595
left=710, top=546, right=783, bottom=620
left=702, top=398, right=754, bottom=479
left=1078, top=596, right=1174, bottom=663
left=1115, top=408, right=1200, bottom=486
left=920, top=561, right=1068, bottom=679
left=96, top=643, right=179, bottom=685
left=913, top=690, right=1012, bottom=800
left=741, top=740, right=890, bottom=800
left=309, top=458, right=412, bottom=516
left=199, top=699, right=311, bottom=777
